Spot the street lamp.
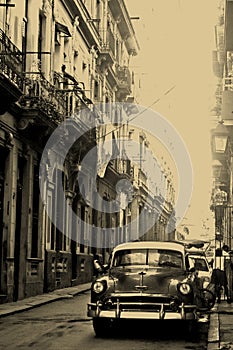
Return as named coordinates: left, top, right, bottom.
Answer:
left=211, top=118, right=231, bottom=265
left=212, top=119, right=230, bottom=154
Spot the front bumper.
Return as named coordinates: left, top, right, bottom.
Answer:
left=87, top=300, right=197, bottom=320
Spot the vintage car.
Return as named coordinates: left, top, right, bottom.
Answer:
left=87, top=241, right=214, bottom=337
left=181, top=240, right=212, bottom=288
left=186, top=251, right=211, bottom=288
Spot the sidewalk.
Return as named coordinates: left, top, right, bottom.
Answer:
left=0, top=282, right=91, bottom=318
left=208, top=300, right=233, bottom=350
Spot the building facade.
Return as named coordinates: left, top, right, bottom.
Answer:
left=211, top=0, right=233, bottom=298
left=0, top=0, right=176, bottom=303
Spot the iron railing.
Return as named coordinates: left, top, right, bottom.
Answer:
left=99, top=29, right=115, bottom=58
left=0, top=28, right=23, bottom=91
left=20, top=73, right=67, bottom=123
left=116, top=65, right=131, bottom=90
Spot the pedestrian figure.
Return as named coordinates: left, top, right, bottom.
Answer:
left=188, top=267, right=204, bottom=308
left=210, top=268, right=231, bottom=303
left=93, top=254, right=104, bottom=279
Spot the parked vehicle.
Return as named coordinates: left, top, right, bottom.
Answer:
left=183, top=242, right=212, bottom=289
left=87, top=241, right=214, bottom=337
left=172, top=239, right=212, bottom=288
left=186, top=252, right=211, bottom=287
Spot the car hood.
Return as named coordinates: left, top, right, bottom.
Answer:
left=109, top=267, right=185, bottom=294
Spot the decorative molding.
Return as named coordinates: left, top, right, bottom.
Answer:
left=17, top=118, right=34, bottom=130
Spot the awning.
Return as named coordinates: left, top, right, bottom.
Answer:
left=55, top=22, right=71, bottom=37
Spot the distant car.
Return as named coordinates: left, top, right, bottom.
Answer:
left=181, top=240, right=212, bottom=289
left=186, top=252, right=211, bottom=288
left=87, top=241, right=214, bottom=337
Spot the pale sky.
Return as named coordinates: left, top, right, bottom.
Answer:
left=126, top=0, right=219, bottom=239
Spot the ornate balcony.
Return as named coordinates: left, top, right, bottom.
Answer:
left=0, top=28, right=23, bottom=113
left=108, top=0, right=139, bottom=56
left=97, top=29, right=116, bottom=69
left=19, top=73, right=66, bottom=125
left=53, top=71, right=94, bottom=122
left=223, top=76, right=233, bottom=91
left=17, top=66, right=96, bottom=145
left=116, top=65, right=132, bottom=99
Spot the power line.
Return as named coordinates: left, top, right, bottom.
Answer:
left=96, top=85, right=176, bottom=141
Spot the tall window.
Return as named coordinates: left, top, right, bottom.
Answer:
left=38, top=14, right=43, bottom=69
left=31, top=164, right=39, bottom=257
left=56, top=170, right=64, bottom=251
left=94, top=80, right=99, bottom=100
left=80, top=205, right=85, bottom=253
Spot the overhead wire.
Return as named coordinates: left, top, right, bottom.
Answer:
left=95, top=85, right=176, bottom=141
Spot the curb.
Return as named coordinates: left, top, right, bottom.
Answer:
left=207, top=305, right=220, bottom=350
left=0, top=284, right=91, bottom=318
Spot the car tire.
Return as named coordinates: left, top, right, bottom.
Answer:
left=93, top=318, right=113, bottom=337
left=199, top=288, right=216, bottom=311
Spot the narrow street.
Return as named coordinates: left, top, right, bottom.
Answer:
left=0, top=0, right=233, bottom=348
left=0, top=291, right=209, bottom=350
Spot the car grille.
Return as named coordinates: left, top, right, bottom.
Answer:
left=102, top=294, right=181, bottom=312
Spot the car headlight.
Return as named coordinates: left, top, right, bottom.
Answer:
left=177, top=282, right=192, bottom=295
left=93, top=281, right=106, bottom=294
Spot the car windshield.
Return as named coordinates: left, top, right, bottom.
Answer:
left=188, top=256, right=209, bottom=272
left=112, top=249, right=183, bottom=269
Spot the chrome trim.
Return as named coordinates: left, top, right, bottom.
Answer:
left=159, top=304, right=165, bottom=319
left=180, top=302, right=185, bottom=319
left=135, top=285, right=148, bottom=291
left=87, top=308, right=195, bottom=320
left=87, top=301, right=196, bottom=309
left=116, top=299, right=121, bottom=318
left=96, top=301, right=101, bottom=317
left=87, top=301, right=196, bottom=321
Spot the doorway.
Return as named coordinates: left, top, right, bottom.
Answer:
left=13, top=156, right=25, bottom=301
left=0, top=147, right=7, bottom=294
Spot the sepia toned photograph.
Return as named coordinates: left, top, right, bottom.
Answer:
left=0, top=0, right=232, bottom=349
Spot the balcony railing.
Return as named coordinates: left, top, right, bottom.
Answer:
left=99, top=29, right=115, bottom=58
left=20, top=74, right=67, bottom=123
left=72, top=97, right=97, bottom=131
left=53, top=71, right=94, bottom=124
left=138, top=168, right=148, bottom=190
left=116, top=66, right=131, bottom=91
left=223, top=77, right=233, bottom=91
left=0, top=28, right=23, bottom=91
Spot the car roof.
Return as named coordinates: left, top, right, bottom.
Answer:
left=174, top=239, right=210, bottom=252
left=112, top=241, right=186, bottom=254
